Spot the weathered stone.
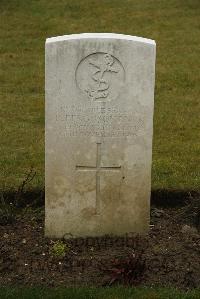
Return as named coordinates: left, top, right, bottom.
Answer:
left=45, top=33, right=156, bottom=238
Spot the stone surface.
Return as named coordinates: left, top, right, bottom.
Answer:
left=45, top=33, right=156, bottom=238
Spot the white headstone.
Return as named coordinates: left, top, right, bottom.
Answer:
left=45, top=33, right=156, bottom=238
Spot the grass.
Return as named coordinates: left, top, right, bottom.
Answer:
left=1, top=287, right=200, bottom=299
left=0, top=0, right=200, bottom=191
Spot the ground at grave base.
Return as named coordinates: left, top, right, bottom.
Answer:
left=0, top=193, right=200, bottom=289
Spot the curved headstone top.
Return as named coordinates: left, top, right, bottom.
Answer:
left=46, top=33, right=155, bottom=45
left=45, top=32, right=156, bottom=238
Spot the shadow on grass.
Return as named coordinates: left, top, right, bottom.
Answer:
left=0, top=188, right=199, bottom=208
left=0, top=188, right=45, bottom=208
left=151, top=189, right=199, bottom=207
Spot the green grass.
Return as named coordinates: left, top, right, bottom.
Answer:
left=0, top=0, right=200, bottom=191
left=1, top=287, right=200, bottom=299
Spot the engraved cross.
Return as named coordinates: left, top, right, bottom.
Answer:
left=76, top=143, right=121, bottom=214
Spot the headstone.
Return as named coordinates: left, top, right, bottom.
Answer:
left=45, top=33, right=156, bottom=238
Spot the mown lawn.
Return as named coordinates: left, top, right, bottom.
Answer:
left=1, top=287, right=200, bottom=299
left=0, top=0, right=200, bottom=191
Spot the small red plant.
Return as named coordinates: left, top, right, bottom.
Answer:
left=103, top=251, right=146, bottom=286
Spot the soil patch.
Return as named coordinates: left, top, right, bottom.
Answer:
left=0, top=195, right=200, bottom=289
